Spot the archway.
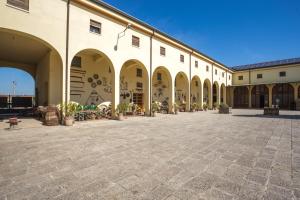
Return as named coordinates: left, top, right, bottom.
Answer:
left=272, top=83, right=294, bottom=109
left=191, top=76, right=202, bottom=107
left=203, top=79, right=212, bottom=108
left=120, top=60, right=149, bottom=114
left=70, top=49, right=115, bottom=109
left=213, top=81, right=219, bottom=106
left=0, top=28, right=63, bottom=106
left=234, top=86, right=249, bottom=108
left=251, top=85, right=269, bottom=108
left=0, top=68, right=35, bottom=111
left=175, top=72, right=189, bottom=111
left=220, top=84, right=226, bottom=103
left=152, top=67, right=172, bottom=113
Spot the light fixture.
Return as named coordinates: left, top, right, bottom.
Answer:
left=114, top=23, right=132, bottom=51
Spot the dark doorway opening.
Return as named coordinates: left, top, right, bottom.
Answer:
left=259, top=95, right=265, bottom=108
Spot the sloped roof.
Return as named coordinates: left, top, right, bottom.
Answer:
left=232, top=57, right=300, bottom=71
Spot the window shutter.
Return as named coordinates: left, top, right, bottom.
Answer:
left=7, top=0, right=29, bottom=10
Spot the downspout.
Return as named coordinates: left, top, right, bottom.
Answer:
left=189, top=51, right=193, bottom=111
left=65, top=0, right=70, bottom=104
left=150, top=30, right=154, bottom=116
left=212, top=63, right=214, bottom=107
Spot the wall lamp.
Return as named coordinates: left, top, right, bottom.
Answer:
left=114, top=23, right=132, bottom=51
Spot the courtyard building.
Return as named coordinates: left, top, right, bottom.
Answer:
left=0, top=0, right=299, bottom=113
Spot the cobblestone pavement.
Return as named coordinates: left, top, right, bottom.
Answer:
left=0, top=109, right=300, bottom=200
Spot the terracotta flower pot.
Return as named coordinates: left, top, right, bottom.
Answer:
left=64, top=116, right=74, bottom=126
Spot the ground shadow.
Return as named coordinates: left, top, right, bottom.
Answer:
left=232, top=114, right=300, bottom=120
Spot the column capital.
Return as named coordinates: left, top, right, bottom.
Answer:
left=266, top=84, right=274, bottom=89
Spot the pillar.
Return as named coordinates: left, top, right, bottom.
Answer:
left=266, top=84, right=274, bottom=107
left=247, top=85, right=253, bottom=108
left=291, top=83, right=300, bottom=102
left=230, top=86, right=235, bottom=108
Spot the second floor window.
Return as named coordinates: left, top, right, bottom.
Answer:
left=238, top=76, right=243, bottom=80
left=90, top=20, right=101, bottom=34
left=215, top=69, right=217, bottom=75
left=206, top=66, right=209, bottom=72
left=160, top=47, right=166, bottom=56
left=132, top=36, right=140, bottom=47
left=180, top=55, right=184, bottom=63
left=136, top=68, right=142, bottom=77
left=257, top=74, right=263, bottom=79
left=279, top=71, right=286, bottom=77
left=222, top=72, right=225, bottom=77
left=7, top=0, right=29, bottom=11
left=195, top=61, right=198, bottom=68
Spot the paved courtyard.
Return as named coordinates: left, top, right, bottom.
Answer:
left=0, top=109, right=300, bottom=200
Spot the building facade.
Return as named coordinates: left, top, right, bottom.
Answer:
left=0, top=0, right=299, bottom=112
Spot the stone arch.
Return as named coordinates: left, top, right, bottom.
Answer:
left=191, top=75, right=202, bottom=107
left=175, top=72, right=189, bottom=111
left=203, top=79, right=212, bottom=108
left=69, top=49, right=115, bottom=110
left=220, top=83, right=226, bottom=104
left=213, top=81, right=220, bottom=106
left=234, top=86, right=249, bottom=108
left=120, top=59, right=149, bottom=114
left=0, top=28, right=63, bottom=106
left=272, top=83, right=294, bottom=109
left=152, top=66, right=172, bottom=113
left=251, top=85, right=269, bottom=108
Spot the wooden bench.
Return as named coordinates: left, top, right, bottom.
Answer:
left=8, top=117, right=22, bottom=129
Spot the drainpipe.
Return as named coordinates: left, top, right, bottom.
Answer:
left=189, top=51, right=193, bottom=111
left=65, top=0, right=70, bottom=105
left=149, top=30, right=155, bottom=116
left=212, top=63, right=214, bottom=107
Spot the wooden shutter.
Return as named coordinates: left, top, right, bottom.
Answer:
left=7, top=0, right=29, bottom=10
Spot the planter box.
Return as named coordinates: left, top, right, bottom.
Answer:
left=219, top=107, right=229, bottom=114
left=264, top=107, right=279, bottom=116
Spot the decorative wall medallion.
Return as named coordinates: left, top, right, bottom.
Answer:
left=88, top=78, right=93, bottom=83
left=93, top=74, right=99, bottom=79
left=97, top=80, right=102, bottom=85
left=91, top=82, right=97, bottom=88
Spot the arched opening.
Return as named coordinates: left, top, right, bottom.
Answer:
left=70, top=49, right=115, bottom=110
left=191, top=76, right=202, bottom=107
left=0, top=68, right=35, bottom=114
left=234, top=86, right=249, bottom=108
left=120, top=60, right=149, bottom=114
left=213, top=82, right=219, bottom=106
left=251, top=85, right=269, bottom=108
left=203, top=79, right=212, bottom=108
left=220, top=84, right=226, bottom=103
left=272, top=83, right=294, bottom=110
left=175, top=72, right=189, bottom=112
left=0, top=28, right=63, bottom=108
left=152, top=66, right=172, bottom=113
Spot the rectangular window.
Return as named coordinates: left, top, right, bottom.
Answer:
left=90, top=20, right=101, bottom=34
left=180, top=55, right=184, bottom=63
left=229, top=75, right=231, bottom=80
left=160, top=46, right=166, bottom=56
left=136, top=82, right=143, bottom=89
left=215, top=69, right=217, bottom=75
left=279, top=71, right=286, bottom=77
left=157, top=73, right=162, bottom=81
left=136, top=68, right=142, bottom=77
left=7, top=0, right=29, bottom=11
left=257, top=74, right=263, bottom=79
left=195, top=61, right=198, bottom=68
left=222, top=72, right=225, bottom=77
left=71, top=56, right=82, bottom=68
left=206, top=65, right=209, bottom=72
left=132, top=35, right=140, bottom=47
left=238, top=76, right=243, bottom=80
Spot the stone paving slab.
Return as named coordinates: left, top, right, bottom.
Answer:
left=0, top=109, right=300, bottom=200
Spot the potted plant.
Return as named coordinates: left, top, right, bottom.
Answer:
left=219, top=103, right=230, bottom=114
left=60, top=102, right=78, bottom=126
left=116, top=102, right=128, bottom=120
left=151, top=101, right=160, bottom=117
left=173, top=103, right=179, bottom=115
left=191, top=103, right=197, bottom=112
left=203, top=103, right=208, bottom=111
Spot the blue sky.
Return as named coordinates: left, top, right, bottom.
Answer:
left=1, top=0, right=299, bottom=95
